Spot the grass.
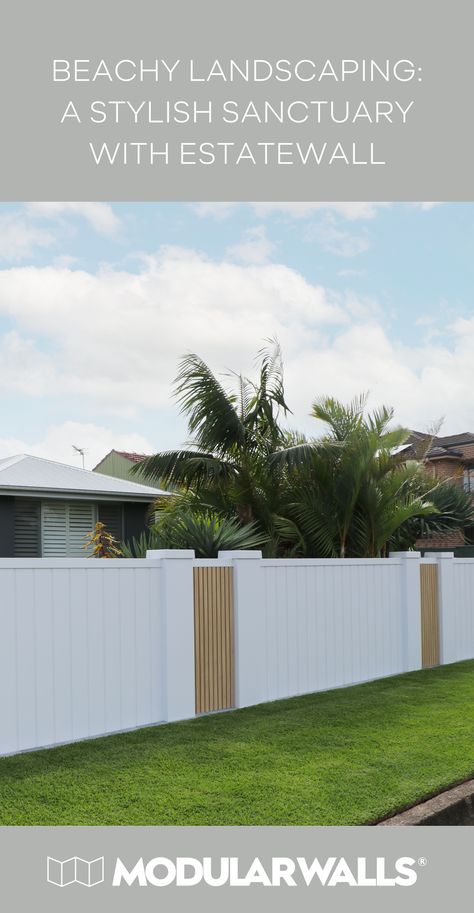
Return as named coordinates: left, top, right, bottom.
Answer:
left=2, top=660, right=474, bottom=825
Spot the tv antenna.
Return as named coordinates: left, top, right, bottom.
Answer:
left=72, top=445, right=87, bottom=469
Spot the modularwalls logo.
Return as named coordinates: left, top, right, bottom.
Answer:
left=46, top=855, right=427, bottom=888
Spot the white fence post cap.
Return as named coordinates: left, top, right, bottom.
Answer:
left=389, top=551, right=421, bottom=558
left=146, top=549, right=195, bottom=559
left=218, top=550, right=263, bottom=560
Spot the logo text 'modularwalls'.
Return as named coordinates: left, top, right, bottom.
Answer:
left=109, top=855, right=421, bottom=888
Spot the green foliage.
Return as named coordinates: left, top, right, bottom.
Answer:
left=272, top=395, right=474, bottom=557
left=122, top=502, right=267, bottom=559
left=134, top=348, right=473, bottom=559
left=392, top=475, right=474, bottom=551
left=134, top=340, right=293, bottom=551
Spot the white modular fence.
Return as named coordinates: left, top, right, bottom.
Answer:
left=437, top=556, right=474, bottom=665
left=0, top=553, right=196, bottom=756
left=225, top=552, right=421, bottom=709
left=0, top=549, right=473, bottom=756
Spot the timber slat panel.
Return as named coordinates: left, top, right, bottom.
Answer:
left=194, top=566, right=235, bottom=713
left=420, top=564, right=440, bottom=668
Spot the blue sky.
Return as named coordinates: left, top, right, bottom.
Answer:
left=0, top=201, right=472, bottom=468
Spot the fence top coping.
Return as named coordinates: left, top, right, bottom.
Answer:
left=259, top=557, right=404, bottom=567
left=218, top=550, right=263, bottom=560
left=0, top=558, right=163, bottom=568
left=146, top=549, right=195, bottom=560
left=389, top=551, right=421, bottom=559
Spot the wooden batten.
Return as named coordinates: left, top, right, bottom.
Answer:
left=420, top=563, right=440, bottom=668
left=193, top=566, right=235, bottom=714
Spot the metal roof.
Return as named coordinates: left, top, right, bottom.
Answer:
left=0, top=454, right=167, bottom=501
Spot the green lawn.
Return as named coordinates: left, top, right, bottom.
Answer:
left=2, top=660, right=474, bottom=826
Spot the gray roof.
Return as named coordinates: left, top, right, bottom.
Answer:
left=0, top=454, right=167, bottom=501
left=405, top=430, right=474, bottom=460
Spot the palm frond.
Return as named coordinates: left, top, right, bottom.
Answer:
left=135, top=449, right=237, bottom=487
left=175, top=353, right=245, bottom=452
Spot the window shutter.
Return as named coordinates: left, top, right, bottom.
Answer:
left=98, top=503, right=124, bottom=542
left=14, top=499, right=41, bottom=556
left=41, top=501, right=97, bottom=557
left=68, top=502, right=97, bottom=555
left=41, top=502, right=68, bottom=556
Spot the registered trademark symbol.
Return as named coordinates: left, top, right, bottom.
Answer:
left=418, top=857, right=427, bottom=867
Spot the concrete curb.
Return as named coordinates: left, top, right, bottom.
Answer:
left=377, top=778, right=474, bottom=825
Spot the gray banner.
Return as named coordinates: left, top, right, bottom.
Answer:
left=0, top=825, right=469, bottom=910
left=0, top=0, right=472, bottom=200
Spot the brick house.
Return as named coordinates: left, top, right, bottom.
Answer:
left=405, top=431, right=474, bottom=550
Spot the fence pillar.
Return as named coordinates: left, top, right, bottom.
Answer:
left=147, top=549, right=196, bottom=722
left=389, top=551, right=422, bottom=672
left=218, top=551, right=266, bottom=709
left=432, top=552, right=455, bottom=665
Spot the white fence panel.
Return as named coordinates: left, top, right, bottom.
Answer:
left=261, top=559, right=406, bottom=701
left=439, top=558, right=474, bottom=665
left=0, top=559, right=164, bottom=755
left=225, top=553, right=417, bottom=709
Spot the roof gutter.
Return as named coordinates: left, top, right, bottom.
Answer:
left=0, top=488, right=165, bottom=502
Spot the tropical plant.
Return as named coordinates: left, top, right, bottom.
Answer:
left=121, top=507, right=267, bottom=559
left=391, top=474, right=474, bottom=551
left=134, top=345, right=474, bottom=559
left=84, top=521, right=123, bottom=558
left=272, top=395, right=474, bottom=557
left=133, top=341, right=294, bottom=553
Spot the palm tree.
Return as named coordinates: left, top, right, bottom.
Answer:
left=272, top=395, right=471, bottom=557
left=134, top=341, right=293, bottom=552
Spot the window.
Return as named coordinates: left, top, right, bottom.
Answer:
left=41, top=501, right=97, bottom=557
left=14, top=499, right=41, bottom=556
left=463, top=468, right=474, bottom=493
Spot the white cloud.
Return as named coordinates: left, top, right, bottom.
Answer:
left=194, top=201, right=443, bottom=222
left=306, top=220, right=371, bottom=257
left=0, top=213, right=55, bottom=262
left=285, top=322, right=474, bottom=436
left=226, top=225, right=275, bottom=264
left=0, top=203, right=121, bottom=264
left=0, top=246, right=472, bottom=443
left=26, top=202, right=121, bottom=237
left=0, top=331, right=56, bottom=393
left=0, top=421, right=155, bottom=470
left=193, top=202, right=240, bottom=221
left=415, top=202, right=441, bottom=211
left=194, top=201, right=386, bottom=221
left=0, top=249, right=344, bottom=417
left=251, top=202, right=386, bottom=221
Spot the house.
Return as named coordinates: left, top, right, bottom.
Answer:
left=0, top=454, right=168, bottom=558
left=93, top=449, right=163, bottom=489
left=405, top=431, right=474, bottom=550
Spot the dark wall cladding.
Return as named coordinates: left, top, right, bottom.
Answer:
left=14, top=498, right=41, bottom=557
left=0, top=496, right=16, bottom=557
left=123, top=502, right=151, bottom=544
